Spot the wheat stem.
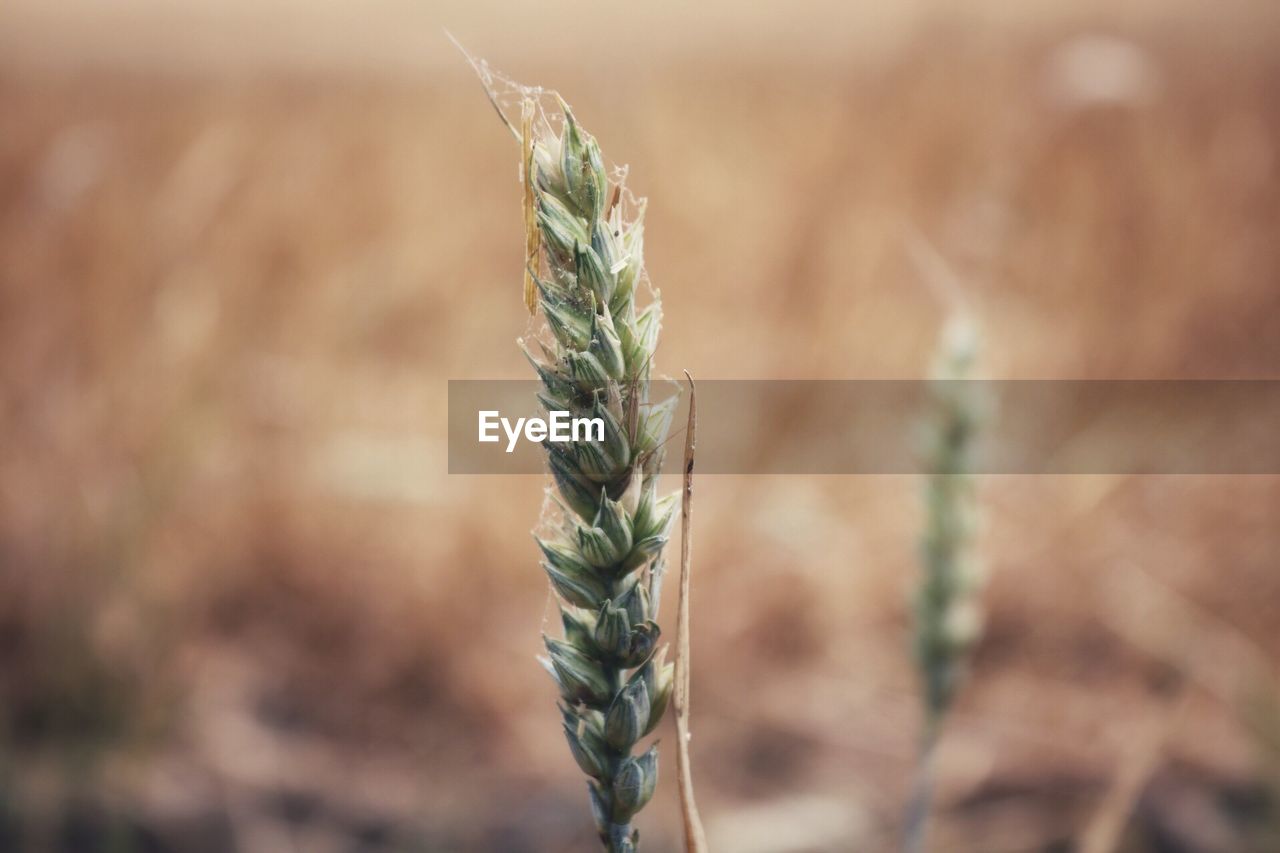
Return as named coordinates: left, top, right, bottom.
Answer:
left=903, top=714, right=941, bottom=853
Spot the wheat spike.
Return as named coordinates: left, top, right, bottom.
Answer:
left=495, top=86, right=675, bottom=852
left=904, top=315, right=986, bottom=853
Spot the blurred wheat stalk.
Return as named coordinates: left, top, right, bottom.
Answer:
left=905, top=315, right=987, bottom=853
left=482, top=79, right=677, bottom=851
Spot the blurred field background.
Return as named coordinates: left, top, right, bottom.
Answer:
left=3, top=1, right=1280, bottom=851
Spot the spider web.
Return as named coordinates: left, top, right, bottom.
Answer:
left=449, top=34, right=660, bottom=343
left=450, top=36, right=676, bottom=643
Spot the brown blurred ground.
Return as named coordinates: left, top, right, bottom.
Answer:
left=2, top=1, right=1280, bottom=851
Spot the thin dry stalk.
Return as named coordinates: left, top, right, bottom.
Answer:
left=675, top=371, right=708, bottom=853
left=1078, top=692, right=1188, bottom=853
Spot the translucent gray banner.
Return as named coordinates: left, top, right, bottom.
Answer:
left=448, top=380, right=1280, bottom=474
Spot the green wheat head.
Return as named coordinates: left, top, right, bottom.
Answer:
left=903, top=316, right=987, bottom=853
left=915, top=316, right=986, bottom=728
left=517, top=97, right=676, bottom=853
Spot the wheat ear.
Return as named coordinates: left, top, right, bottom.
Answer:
left=904, top=315, right=986, bottom=853
left=504, top=93, right=676, bottom=853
